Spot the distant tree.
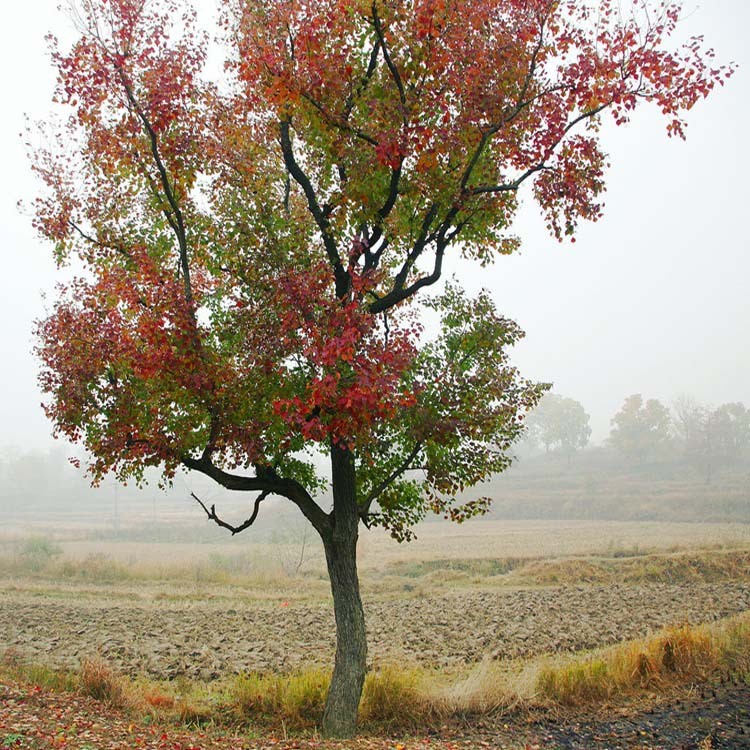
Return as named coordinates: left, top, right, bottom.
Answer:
left=609, top=394, right=672, bottom=463
left=0, top=448, right=79, bottom=512
left=672, top=395, right=713, bottom=480
left=713, top=402, right=750, bottom=466
left=525, top=393, right=591, bottom=464
left=677, top=401, right=750, bottom=482
left=672, top=395, right=704, bottom=448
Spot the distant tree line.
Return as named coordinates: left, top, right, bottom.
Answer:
left=522, top=392, right=750, bottom=480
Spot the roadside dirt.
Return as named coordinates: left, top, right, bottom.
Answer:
left=478, top=678, right=750, bottom=748
left=1, top=582, right=748, bottom=680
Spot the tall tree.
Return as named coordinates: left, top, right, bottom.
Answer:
left=525, top=392, right=591, bottom=464
left=31, top=0, right=728, bottom=737
left=610, top=394, right=672, bottom=463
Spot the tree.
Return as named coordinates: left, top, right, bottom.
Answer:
left=713, top=402, right=750, bottom=467
left=31, top=0, right=728, bottom=737
left=672, top=394, right=704, bottom=449
left=673, top=398, right=750, bottom=482
left=609, top=394, right=672, bottom=463
left=524, top=392, right=591, bottom=464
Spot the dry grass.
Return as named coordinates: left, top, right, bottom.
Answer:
left=0, top=540, right=331, bottom=603
left=78, top=657, right=131, bottom=708
left=358, top=519, right=750, bottom=572
left=4, top=518, right=749, bottom=582
left=0, top=649, right=78, bottom=693
left=436, top=657, right=514, bottom=715
left=3, top=529, right=749, bottom=602
left=532, top=614, right=750, bottom=705
left=233, top=668, right=329, bottom=727
left=427, top=613, right=750, bottom=715
left=360, top=664, right=437, bottom=727
left=231, top=665, right=435, bottom=729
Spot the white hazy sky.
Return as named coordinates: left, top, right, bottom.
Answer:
left=1, top=0, right=748, bottom=452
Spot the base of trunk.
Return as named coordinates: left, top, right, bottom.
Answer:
left=321, top=533, right=366, bottom=738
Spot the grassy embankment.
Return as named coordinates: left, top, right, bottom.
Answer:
left=2, top=532, right=750, bottom=595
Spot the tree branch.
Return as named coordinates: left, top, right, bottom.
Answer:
left=278, top=120, right=347, bottom=293
left=116, top=68, right=193, bottom=305
left=192, top=490, right=268, bottom=535
left=300, top=93, right=378, bottom=146
left=469, top=103, right=610, bottom=197
left=468, top=162, right=550, bottom=196
left=368, top=204, right=453, bottom=313
left=68, top=220, right=131, bottom=259
left=360, top=441, right=423, bottom=516
left=343, top=38, right=381, bottom=120
left=181, top=453, right=330, bottom=535
left=371, top=4, right=407, bottom=126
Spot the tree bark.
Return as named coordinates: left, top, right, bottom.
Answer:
left=321, top=443, right=367, bottom=738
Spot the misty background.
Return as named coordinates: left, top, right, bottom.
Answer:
left=0, top=1, right=748, bottom=532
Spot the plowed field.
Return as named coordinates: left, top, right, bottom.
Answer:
left=3, top=582, right=748, bottom=680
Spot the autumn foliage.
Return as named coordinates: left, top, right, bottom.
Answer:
left=31, top=0, right=730, bottom=736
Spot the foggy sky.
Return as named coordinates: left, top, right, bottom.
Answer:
left=1, top=0, right=748, bottom=454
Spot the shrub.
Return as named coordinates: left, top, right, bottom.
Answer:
left=17, top=536, right=62, bottom=571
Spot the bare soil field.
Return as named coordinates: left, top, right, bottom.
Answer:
left=2, top=580, right=749, bottom=680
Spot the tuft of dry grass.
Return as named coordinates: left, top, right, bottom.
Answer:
left=360, top=664, right=437, bottom=726
left=281, top=668, right=328, bottom=725
left=79, top=657, right=130, bottom=708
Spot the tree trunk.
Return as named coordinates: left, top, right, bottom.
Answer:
left=321, top=443, right=367, bottom=738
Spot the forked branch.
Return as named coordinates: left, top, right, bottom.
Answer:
left=182, top=454, right=331, bottom=535
left=191, top=490, right=269, bottom=535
